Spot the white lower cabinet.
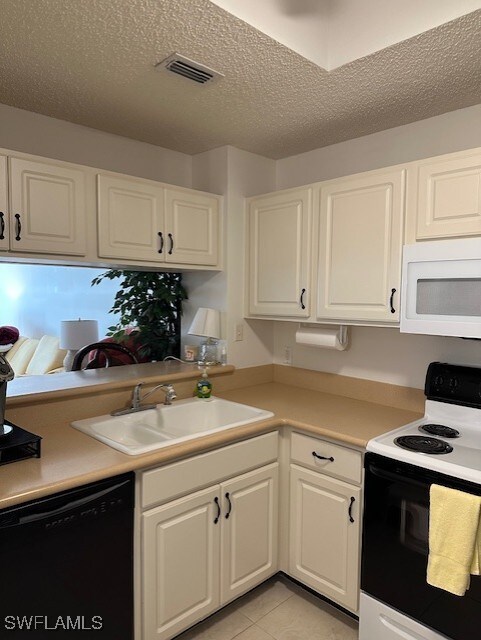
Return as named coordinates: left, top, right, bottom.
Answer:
left=141, top=457, right=279, bottom=640
left=288, top=433, right=363, bottom=614
left=139, top=428, right=364, bottom=639
left=220, top=464, right=279, bottom=604
left=142, top=485, right=221, bottom=640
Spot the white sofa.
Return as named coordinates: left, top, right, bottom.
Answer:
left=5, top=336, right=67, bottom=376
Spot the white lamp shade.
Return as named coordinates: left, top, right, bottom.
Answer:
left=60, top=320, right=99, bottom=350
left=188, top=308, right=221, bottom=339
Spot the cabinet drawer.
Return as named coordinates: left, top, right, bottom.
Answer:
left=290, top=432, right=362, bottom=484
left=141, top=431, right=278, bottom=508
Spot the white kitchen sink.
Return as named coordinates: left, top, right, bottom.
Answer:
left=71, top=397, right=274, bottom=455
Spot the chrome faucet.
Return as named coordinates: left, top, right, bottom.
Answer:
left=111, top=382, right=177, bottom=416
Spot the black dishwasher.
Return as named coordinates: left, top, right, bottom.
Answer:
left=0, top=472, right=134, bottom=639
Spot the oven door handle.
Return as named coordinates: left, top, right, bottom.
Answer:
left=369, top=464, right=429, bottom=489
left=369, top=462, right=481, bottom=496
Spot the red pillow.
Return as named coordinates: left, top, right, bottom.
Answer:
left=0, top=326, right=19, bottom=346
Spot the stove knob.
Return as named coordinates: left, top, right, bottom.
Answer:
left=434, top=375, right=444, bottom=387
left=449, top=377, right=459, bottom=391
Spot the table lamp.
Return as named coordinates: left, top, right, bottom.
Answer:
left=187, top=308, right=221, bottom=366
left=60, top=319, right=99, bottom=371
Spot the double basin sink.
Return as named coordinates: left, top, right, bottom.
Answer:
left=72, top=397, right=274, bottom=455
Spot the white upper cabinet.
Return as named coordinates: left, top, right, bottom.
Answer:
left=97, top=174, right=165, bottom=261
left=97, top=175, right=221, bottom=267
left=317, top=169, right=405, bottom=323
left=247, top=188, right=312, bottom=317
left=0, top=155, right=8, bottom=251
left=164, top=187, right=219, bottom=266
left=8, top=157, right=87, bottom=255
left=413, top=151, right=481, bottom=240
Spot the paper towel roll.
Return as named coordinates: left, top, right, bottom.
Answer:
left=295, top=325, right=348, bottom=351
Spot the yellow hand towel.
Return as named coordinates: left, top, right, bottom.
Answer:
left=427, top=484, right=481, bottom=596
left=470, top=515, right=481, bottom=576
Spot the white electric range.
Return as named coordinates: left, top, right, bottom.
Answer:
left=360, top=362, right=481, bottom=640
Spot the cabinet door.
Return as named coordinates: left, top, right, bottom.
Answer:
left=164, top=188, right=219, bottom=266
left=142, top=486, right=220, bottom=640
left=248, top=188, right=311, bottom=317
left=9, top=157, right=86, bottom=255
left=0, top=155, right=8, bottom=251
left=416, top=153, right=481, bottom=240
left=97, top=174, right=165, bottom=261
left=289, top=464, right=361, bottom=612
left=220, top=463, right=278, bottom=604
left=317, top=169, right=405, bottom=322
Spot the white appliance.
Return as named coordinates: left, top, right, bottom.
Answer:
left=360, top=362, right=481, bottom=640
left=400, top=237, right=481, bottom=338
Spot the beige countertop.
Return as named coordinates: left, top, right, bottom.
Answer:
left=0, top=381, right=422, bottom=510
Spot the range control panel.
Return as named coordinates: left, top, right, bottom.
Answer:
left=425, top=362, right=481, bottom=408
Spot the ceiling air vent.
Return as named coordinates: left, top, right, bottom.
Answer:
left=156, top=53, right=224, bottom=85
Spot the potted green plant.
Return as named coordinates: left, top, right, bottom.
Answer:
left=91, top=270, right=188, bottom=362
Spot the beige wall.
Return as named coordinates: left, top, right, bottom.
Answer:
left=272, top=104, right=481, bottom=389
left=276, top=103, right=481, bottom=189
left=0, top=103, right=192, bottom=187
left=185, top=146, right=276, bottom=368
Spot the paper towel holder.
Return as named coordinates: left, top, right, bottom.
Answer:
left=296, top=323, right=349, bottom=351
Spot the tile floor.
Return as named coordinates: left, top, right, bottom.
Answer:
left=175, top=575, right=359, bottom=640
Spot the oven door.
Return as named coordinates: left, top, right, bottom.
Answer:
left=361, top=453, right=481, bottom=640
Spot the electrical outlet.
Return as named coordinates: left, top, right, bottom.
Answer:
left=284, top=345, right=292, bottom=365
left=234, top=323, right=244, bottom=341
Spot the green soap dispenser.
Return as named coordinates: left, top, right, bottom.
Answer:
left=196, top=369, right=212, bottom=399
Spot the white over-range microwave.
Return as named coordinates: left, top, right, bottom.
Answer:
left=400, top=238, right=481, bottom=338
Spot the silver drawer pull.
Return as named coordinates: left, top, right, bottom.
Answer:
left=312, top=451, right=334, bottom=462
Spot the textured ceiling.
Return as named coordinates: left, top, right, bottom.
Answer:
left=0, top=0, right=480, bottom=159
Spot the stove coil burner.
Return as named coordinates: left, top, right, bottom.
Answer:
left=419, top=423, right=460, bottom=438
left=394, top=435, right=453, bottom=455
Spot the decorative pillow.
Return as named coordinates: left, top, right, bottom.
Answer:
left=25, top=336, right=67, bottom=376
left=5, top=338, right=39, bottom=376
left=0, top=326, right=19, bottom=346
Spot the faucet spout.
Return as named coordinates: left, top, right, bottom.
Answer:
left=111, top=381, right=177, bottom=416
left=141, top=382, right=177, bottom=406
